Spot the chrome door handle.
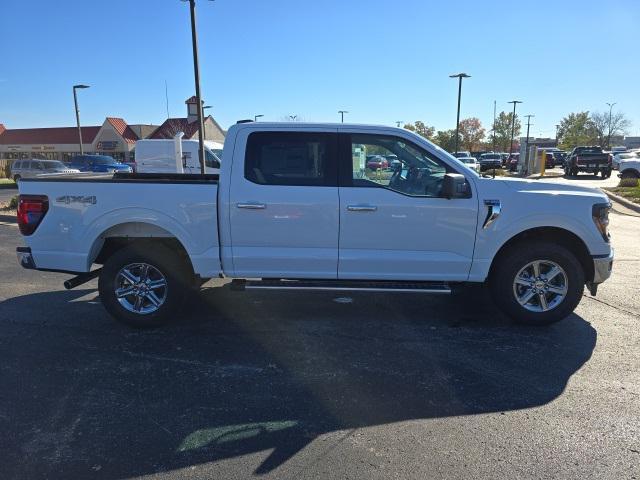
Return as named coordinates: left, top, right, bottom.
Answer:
left=347, top=205, right=377, bottom=212
left=237, top=202, right=266, bottom=209
left=483, top=199, right=501, bottom=229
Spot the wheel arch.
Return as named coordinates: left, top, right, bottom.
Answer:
left=488, top=226, right=594, bottom=282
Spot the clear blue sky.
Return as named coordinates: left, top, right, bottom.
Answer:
left=1, top=0, right=639, bottom=138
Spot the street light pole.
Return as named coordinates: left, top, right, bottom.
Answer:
left=254, top=114, right=264, bottom=122
left=524, top=114, right=534, bottom=169
left=606, top=102, right=616, bottom=149
left=449, top=73, right=470, bottom=155
left=396, top=121, right=403, bottom=128
left=72, top=84, right=90, bottom=155
left=507, top=100, right=522, bottom=158
left=185, top=0, right=206, bottom=174
left=289, top=115, right=297, bottom=121
left=338, top=110, right=348, bottom=123
left=492, top=100, right=496, bottom=152
left=555, top=124, right=560, bottom=147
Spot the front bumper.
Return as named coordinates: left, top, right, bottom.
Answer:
left=592, top=250, right=614, bottom=284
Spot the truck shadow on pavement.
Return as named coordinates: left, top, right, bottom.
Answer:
left=0, top=285, right=596, bottom=479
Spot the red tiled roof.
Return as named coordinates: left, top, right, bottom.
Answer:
left=106, top=117, right=138, bottom=144
left=149, top=117, right=202, bottom=139
left=0, top=126, right=101, bottom=145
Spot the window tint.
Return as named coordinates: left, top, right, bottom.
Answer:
left=346, top=134, right=450, bottom=197
left=245, top=132, right=335, bottom=186
left=14, top=161, right=22, bottom=169
left=205, top=150, right=220, bottom=169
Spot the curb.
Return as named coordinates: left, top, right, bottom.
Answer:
left=603, top=190, right=640, bottom=214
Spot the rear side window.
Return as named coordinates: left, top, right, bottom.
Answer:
left=13, top=161, right=22, bottom=169
left=245, top=132, right=336, bottom=186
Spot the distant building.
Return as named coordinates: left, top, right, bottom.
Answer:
left=0, top=96, right=225, bottom=163
left=624, top=137, right=640, bottom=149
left=519, top=137, right=557, bottom=149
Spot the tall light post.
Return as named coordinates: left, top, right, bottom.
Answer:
left=524, top=114, right=534, bottom=171
left=72, top=84, right=90, bottom=155
left=289, top=115, right=297, bottom=121
left=254, top=114, right=264, bottom=122
left=396, top=121, right=403, bottom=128
left=555, top=124, right=560, bottom=147
left=492, top=100, right=497, bottom=152
left=449, top=73, right=470, bottom=155
left=606, top=102, right=616, bottom=149
left=338, top=110, right=348, bottom=123
left=507, top=100, right=522, bottom=158
left=183, top=0, right=208, bottom=174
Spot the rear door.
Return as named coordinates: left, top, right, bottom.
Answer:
left=337, top=130, right=478, bottom=281
left=227, top=128, right=340, bottom=278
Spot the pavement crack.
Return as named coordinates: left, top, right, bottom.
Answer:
left=584, top=294, right=639, bottom=318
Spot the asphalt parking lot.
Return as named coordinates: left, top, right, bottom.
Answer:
left=0, top=180, right=639, bottom=479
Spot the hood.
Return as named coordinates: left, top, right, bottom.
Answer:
left=498, top=177, right=608, bottom=199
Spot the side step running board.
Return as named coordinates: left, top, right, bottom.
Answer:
left=231, top=279, right=451, bottom=294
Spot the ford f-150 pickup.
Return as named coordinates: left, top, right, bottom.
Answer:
left=564, top=146, right=613, bottom=178
left=15, top=122, right=614, bottom=328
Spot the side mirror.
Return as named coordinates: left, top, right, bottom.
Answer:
left=442, top=173, right=470, bottom=199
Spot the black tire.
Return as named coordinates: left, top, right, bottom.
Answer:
left=98, top=243, right=192, bottom=328
left=601, top=169, right=610, bottom=179
left=621, top=170, right=639, bottom=180
left=13, top=175, right=20, bottom=182
left=593, top=170, right=599, bottom=176
left=489, top=242, right=585, bottom=325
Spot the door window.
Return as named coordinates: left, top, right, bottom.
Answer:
left=344, top=134, right=451, bottom=198
left=245, top=132, right=336, bottom=186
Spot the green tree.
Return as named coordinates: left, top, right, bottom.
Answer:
left=458, top=117, right=486, bottom=152
left=493, top=111, right=521, bottom=152
left=403, top=121, right=435, bottom=140
left=432, top=129, right=458, bottom=152
left=557, top=112, right=598, bottom=149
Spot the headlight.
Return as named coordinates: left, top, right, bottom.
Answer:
left=592, top=203, right=611, bottom=242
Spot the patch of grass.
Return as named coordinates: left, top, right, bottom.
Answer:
left=606, top=184, right=640, bottom=204
left=482, top=168, right=507, bottom=177
left=0, top=178, right=17, bottom=189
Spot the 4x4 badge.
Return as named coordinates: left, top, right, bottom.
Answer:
left=55, top=195, right=96, bottom=205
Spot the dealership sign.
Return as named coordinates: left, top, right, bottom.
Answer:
left=96, top=141, right=119, bottom=150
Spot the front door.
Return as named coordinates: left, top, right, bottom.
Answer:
left=338, top=132, right=478, bottom=281
left=228, top=129, right=339, bottom=279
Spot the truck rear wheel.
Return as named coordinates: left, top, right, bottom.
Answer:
left=98, top=243, right=191, bottom=328
left=489, top=242, right=585, bottom=325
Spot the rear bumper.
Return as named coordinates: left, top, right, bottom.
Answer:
left=592, top=250, right=614, bottom=284
left=16, top=246, right=36, bottom=269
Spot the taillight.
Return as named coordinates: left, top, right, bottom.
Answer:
left=608, top=154, right=613, bottom=165
left=17, top=195, right=49, bottom=236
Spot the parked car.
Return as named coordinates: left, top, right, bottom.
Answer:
left=366, top=155, right=389, bottom=170
left=478, top=153, right=503, bottom=171
left=385, top=154, right=401, bottom=170
left=508, top=153, right=520, bottom=172
left=618, top=158, right=640, bottom=180
left=544, top=151, right=555, bottom=169
left=453, top=151, right=471, bottom=158
left=456, top=156, right=480, bottom=173
left=612, top=151, right=639, bottom=170
left=69, top=155, right=133, bottom=174
left=564, top=146, right=612, bottom=178
left=553, top=151, right=567, bottom=167
left=16, top=122, right=613, bottom=328
left=10, top=159, right=80, bottom=181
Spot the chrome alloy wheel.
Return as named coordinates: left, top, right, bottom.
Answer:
left=512, top=260, right=568, bottom=313
left=114, top=263, right=168, bottom=314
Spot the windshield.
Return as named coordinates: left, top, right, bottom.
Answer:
left=481, top=154, right=501, bottom=159
left=92, top=155, right=117, bottom=165
left=460, top=158, right=475, bottom=164
left=43, top=161, right=66, bottom=169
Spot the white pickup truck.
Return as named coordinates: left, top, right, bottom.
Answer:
left=16, top=122, right=614, bottom=327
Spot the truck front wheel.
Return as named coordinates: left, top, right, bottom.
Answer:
left=98, top=243, right=191, bottom=328
left=489, top=242, right=585, bottom=325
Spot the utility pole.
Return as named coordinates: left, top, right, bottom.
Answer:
left=492, top=100, right=496, bottom=152
left=254, top=114, right=264, bottom=122
left=449, top=73, right=471, bottom=155
left=524, top=114, right=534, bottom=170
left=606, top=102, right=616, bottom=149
left=72, top=84, right=90, bottom=155
left=338, top=110, right=348, bottom=123
left=508, top=100, right=522, bottom=159
left=396, top=121, right=403, bottom=128
left=555, top=124, right=560, bottom=147
left=185, top=0, right=207, bottom=174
